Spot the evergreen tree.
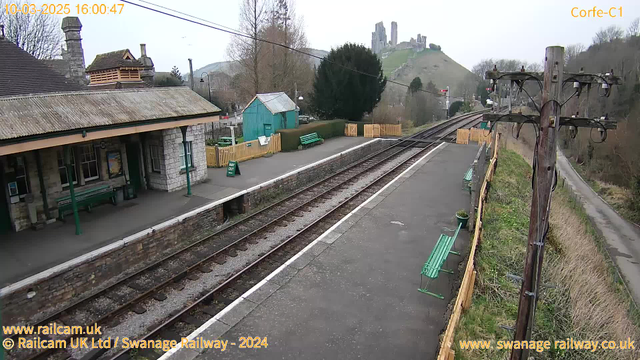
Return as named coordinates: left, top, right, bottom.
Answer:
left=311, top=43, right=387, bottom=120
left=170, top=66, right=182, bottom=80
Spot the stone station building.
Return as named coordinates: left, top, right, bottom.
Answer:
left=0, top=88, right=220, bottom=233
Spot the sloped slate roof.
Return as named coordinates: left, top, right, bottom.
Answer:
left=86, top=49, right=144, bottom=72
left=0, top=38, right=85, bottom=97
left=251, top=92, right=296, bottom=114
left=0, top=87, right=221, bottom=141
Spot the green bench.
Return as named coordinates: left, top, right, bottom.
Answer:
left=217, top=137, right=233, bottom=147
left=418, top=223, right=463, bottom=299
left=299, top=132, right=323, bottom=147
left=55, top=185, right=116, bottom=220
left=463, top=167, right=473, bottom=192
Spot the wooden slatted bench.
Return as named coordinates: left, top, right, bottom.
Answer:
left=55, top=185, right=116, bottom=220
left=462, top=167, right=473, bottom=192
left=299, top=132, right=323, bottom=147
left=418, top=223, right=463, bottom=299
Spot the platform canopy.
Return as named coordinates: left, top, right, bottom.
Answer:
left=0, top=87, right=221, bottom=155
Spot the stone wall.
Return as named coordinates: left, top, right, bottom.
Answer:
left=163, top=124, right=207, bottom=192
left=1, top=202, right=224, bottom=326
left=2, top=138, right=128, bottom=231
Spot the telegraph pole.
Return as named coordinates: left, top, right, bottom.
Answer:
left=484, top=54, right=620, bottom=359
left=510, top=46, right=563, bottom=360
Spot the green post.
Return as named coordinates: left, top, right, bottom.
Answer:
left=64, top=145, right=82, bottom=235
left=180, top=126, right=192, bottom=196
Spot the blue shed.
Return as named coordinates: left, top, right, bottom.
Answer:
left=242, top=92, right=298, bottom=141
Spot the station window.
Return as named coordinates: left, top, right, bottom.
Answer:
left=79, top=144, right=100, bottom=181
left=179, top=142, right=193, bottom=169
left=13, top=156, right=30, bottom=197
left=150, top=145, right=163, bottom=173
left=57, top=149, right=77, bottom=187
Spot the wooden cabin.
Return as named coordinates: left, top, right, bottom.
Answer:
left=85, top=49, right=145, bottom=89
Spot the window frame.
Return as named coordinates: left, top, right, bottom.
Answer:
left=13, top=155, right=30, bottom=198
left=150, top=145, right=163, bottom=173
left=79, top=144, right=100, bottom=182
left=57, top=149, right=78, bottom=187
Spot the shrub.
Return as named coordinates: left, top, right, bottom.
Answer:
left=456, top=209, right=468, bottom=218
left=277, top=120, right=345, bottom=151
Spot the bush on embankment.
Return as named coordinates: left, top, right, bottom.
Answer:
left=277, top=120, right=345, bottom=151
left=453, top=149, right=640, bottom=360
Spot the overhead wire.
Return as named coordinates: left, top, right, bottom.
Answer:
left=119, top=0, right=445, bottom=96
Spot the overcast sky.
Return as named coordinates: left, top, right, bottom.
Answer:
left=32, top=0, right=640, bottom=73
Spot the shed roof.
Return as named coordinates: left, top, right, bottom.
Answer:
left=0, top=38, right=85, bottom=97
left=86, top=49, right=144, bottom=72
left=0, top=87, right=221, bottom=141
left=246, top=92, right=296, bottom=115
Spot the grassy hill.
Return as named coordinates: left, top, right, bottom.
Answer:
left=381, top=48, right=475, bottom=96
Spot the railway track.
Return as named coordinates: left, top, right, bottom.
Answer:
left=5, top=111, right=484, bottom=360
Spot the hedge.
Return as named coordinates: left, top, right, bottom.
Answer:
left=277, top=120, right=346, bottom=151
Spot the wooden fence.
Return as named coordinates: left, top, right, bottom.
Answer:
left=470, top=128, right=492, bottom=144
left=363, top=124, right=401, bottom=138
left=345, top=123, right=358, bottom=137
left=206, top=133, right=281, bottom=167
left=457, top=128, right=492, bottom=145
left=437, top=133, right=500, bottom=360
left=456, top=129, right=470, bottom=144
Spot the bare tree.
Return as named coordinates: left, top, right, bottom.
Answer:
left=227, top=0, right=267, bottom=100
left=627, top=18, right=640, bottom=38
left=564, top=43, right=585, bottom=67
left=592, top=25, right=624, bottom=45
left=0, top=0, right=63, bottom=59
left=261, top=0, right=311, bottom=97
left=472, top=59, right=494, bottom=79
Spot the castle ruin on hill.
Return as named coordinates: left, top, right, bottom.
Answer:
left=371, top=21, right=426, bottom=55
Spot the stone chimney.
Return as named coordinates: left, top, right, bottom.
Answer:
left=61, top=17, right=88, bottom=85
left=138, top=43, right=155, bottom=86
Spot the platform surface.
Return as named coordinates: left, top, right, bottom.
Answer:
left=0, top=137, right=371, bottom=287
left=170, top=143, right=479, bottom=360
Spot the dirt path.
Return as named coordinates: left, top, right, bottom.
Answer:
left=557, top=150, right=640, bottom=306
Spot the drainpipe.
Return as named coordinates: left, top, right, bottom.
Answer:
left=64, top=145, right=82, bottom=235
left=34, top=150, right=51, bottom=220
left=180, top=126, right=192, bottom=196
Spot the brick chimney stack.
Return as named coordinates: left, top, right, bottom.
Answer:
left=138, top=43, right=155, bottom=86
left=61, top=17, right=87, bottom=85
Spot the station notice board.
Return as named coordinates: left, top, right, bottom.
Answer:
left=226, top=160, right=241, bottom=177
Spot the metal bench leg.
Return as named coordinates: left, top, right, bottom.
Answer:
left=417, top=276, right=445, bottom=299
left=449, top=250, right=461, bottom=256
left=439, top=268, right=454, bottom=274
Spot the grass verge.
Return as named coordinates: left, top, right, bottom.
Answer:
left=568, top=158, right=639, bottom=225
left=452, top=149, right=639, bottom=360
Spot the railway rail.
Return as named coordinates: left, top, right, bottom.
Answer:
left=5, top=111, right=484, bottom=360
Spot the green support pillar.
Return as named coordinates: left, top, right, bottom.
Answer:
left=64, top=145, right=82, bottom=235
left=180, top=126, right=192, bottom=196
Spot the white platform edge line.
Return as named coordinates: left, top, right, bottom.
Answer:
left=156, top=141, right=446, bottom=360
left=1, top=139, right=384, bottom=297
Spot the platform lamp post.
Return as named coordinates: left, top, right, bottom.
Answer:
left=180, top=126, right=192, bottom=197
left=200, top=72, right=211, bottom=102
left=64, top=145, right=82, bottom=235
